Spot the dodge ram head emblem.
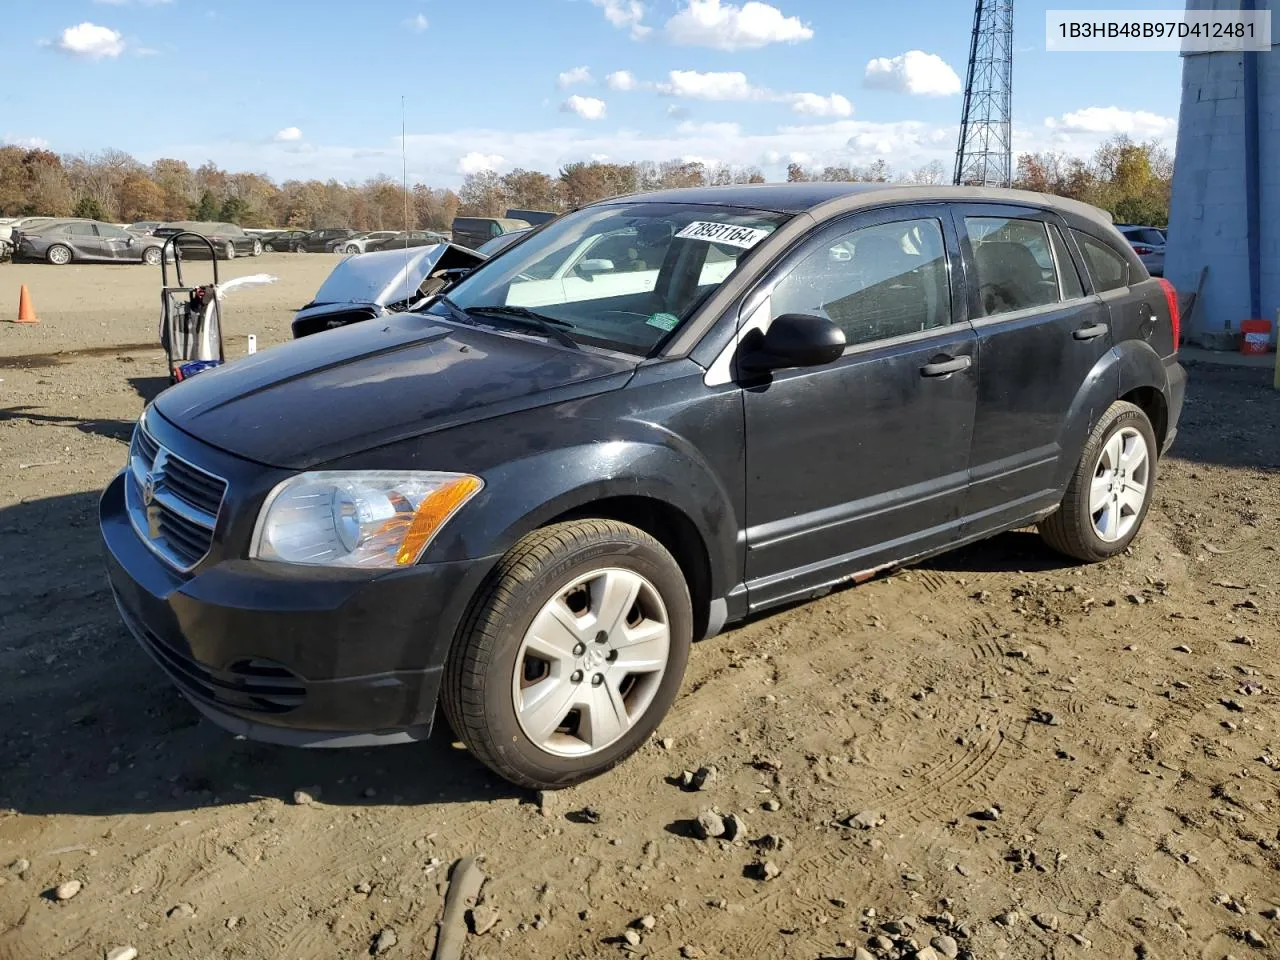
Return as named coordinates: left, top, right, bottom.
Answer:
left=143, top=450, right=166, bottom=539
left=142, top=472, right=156, bottom=507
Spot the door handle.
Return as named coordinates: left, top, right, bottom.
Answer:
left=919, top=355, right=972, bottom=378
left=1073, top=323, right=1109, bottom=341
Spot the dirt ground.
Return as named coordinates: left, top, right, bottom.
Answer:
left=0, top=256, right=1277, bottom=960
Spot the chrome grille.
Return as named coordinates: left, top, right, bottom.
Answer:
left=126, top=419, right=227, bottom=571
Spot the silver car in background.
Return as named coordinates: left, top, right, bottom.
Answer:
left=328, top=230, right=402, bottom=254
left=1116, top=224, right=1166, bottom=277
left=14, top=218, right=168, bottom=265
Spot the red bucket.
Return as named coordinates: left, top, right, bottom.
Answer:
left=1241, top=319, right=1272, bottom=355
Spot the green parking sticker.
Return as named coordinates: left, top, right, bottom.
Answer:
left=646, top=312, right=679, bottom=331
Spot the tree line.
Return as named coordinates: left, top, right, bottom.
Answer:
left=0, top=135, right=1172, bottom=231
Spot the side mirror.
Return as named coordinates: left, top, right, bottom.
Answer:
left=739, top=313, right=846, bottom=374
left=576, top=258, right=613, bottom=280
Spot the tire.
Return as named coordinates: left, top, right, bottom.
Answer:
left=442, top=519, right=692, bottom=790
left=223, top=242, right=236, bottom=260
left=142, top=246, right=162, bottom=265
left=46, top=244, right=72, bottom=265
left=1039, top=400, right=1158, bottom=562
left=292, top=242, right=306, bottom=253
left=345, top=243, right=360, bottom=254
left=251, top=239, right=263, bottom=257
left=263, top=243, right=275, bottom=252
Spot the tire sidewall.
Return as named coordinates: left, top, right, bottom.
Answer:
left=252, top=240, right=262, bottom=256
left=1072, top=407, right=1158, bottom=558
left=471, top=534, right=692, bottom=787
left=47, top=244, right=71, bottom=265
left=143, top=246, right=161, bottom=265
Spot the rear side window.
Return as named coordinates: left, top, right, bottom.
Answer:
left=965, top=217, right=1060, bottom=318
left=770, top=217, right=951, bottom=347
left=66, top=223, right=97, bottom=237
left=1073, top=230, right=1129, bottom=292
left=1049, top=224, right=1085, bottom=300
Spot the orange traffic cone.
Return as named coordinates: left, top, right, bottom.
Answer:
left=15, top=284, right=37, bottom=324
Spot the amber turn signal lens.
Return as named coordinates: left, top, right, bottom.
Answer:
left=394, top=475, right=484, bottom=566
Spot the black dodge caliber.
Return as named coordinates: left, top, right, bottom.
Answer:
left=102, top=183, right=1186, bottom=789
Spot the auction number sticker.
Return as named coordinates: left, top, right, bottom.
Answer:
left=675, top=221, right=770, bottom=249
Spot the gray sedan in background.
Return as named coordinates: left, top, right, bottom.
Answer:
left=14, top=219, right=168, bottom=265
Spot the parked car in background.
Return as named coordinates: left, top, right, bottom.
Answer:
left=261, top=229, right=309, bottom=252
left=101, top=183, right=1184, bottom=790
left=291, top=228, right=358, bottom=252
left=475, top=227, right=532, bottom=257
left=451, top=216, right=531, bottom=250
left=1116, top=224, right=1166, bottom=277
left=329, top=231, right=402, bottom=254
left=364, top=230, right=450, bottom=253
left=0, top=215, right=56, bottom=256
left=504, top=208, right=558, bottom=226
left=14, top=218, right=168, bottom=265
left=127, top=221, right=162, bottom=236
left=290, top=242, right=487, bottom=337
left=153, top=221, right=263, bottom=260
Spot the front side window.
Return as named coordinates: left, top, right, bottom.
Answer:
left=966, top=216, right=1060, bottom=318
left=1073, top=230, right=1129, bottom=292
left=770, top=218, right=951, bottom=347
left=434, top=202, right=789, bottom=355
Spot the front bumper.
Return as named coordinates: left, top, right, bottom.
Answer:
left=100, top=458, right=495, bottom=748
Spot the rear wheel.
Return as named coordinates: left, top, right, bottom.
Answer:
left=263, top=242, right=276, bottom=252
left=345, top=243, right=360, bottom=254
left=1039, top=400, right=1157, bottom=562
left=46, top=244, right=72, bottom=265
left=442, top=520, right=692, bottom=790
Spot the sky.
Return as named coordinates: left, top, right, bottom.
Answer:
left=1, top=0, right=1184, bottom=187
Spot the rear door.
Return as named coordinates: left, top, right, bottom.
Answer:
left=741, top=204, right=978, bottom=608
left=953, top=204, right=1112, bottom=535
left=66, top=222, right=107, bottom=260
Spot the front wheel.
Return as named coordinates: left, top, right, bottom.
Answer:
left=442, top=520, right=692, bottom=790
left=46, top=244, right=72, bottom=265
left=345, top=243, right=360, bottom=254
left=292, top=242, right=306, bottom=253
left=142, top=246, right=162, bottom=265
left=1039, top=400, right=1158, bottom=562
left=223, top=241, right=236, bottom=260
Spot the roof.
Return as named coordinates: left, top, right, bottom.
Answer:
left=596, top=182, right=1115, bottom=230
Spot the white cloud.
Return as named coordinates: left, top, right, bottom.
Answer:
left=562, top=95, right=608, bottom=120
left=677, top=120, right=742, bottom=137
left=1047, top=106, right=1176, bottom=137
left=787, top=92, right=853, bottom=118
left=606, top=70, right=637, bottom=91
left=591, top=0, right=651, bottom=39
left=404, top=13, right=429, bottom=32
left=863, top=51, right=962, bottom=97
left=55, top=22, right=126, bottom=59
left=2, top=136, right=51, bottom=149
left=666, top=104, right=690, bottom=118
left=664, top=0, right=812, bottom=50
left=658, top=69, right=759, bottom=101
left=458, top=151, right=504, bottom=175
left=274, top=126, right=303, bottom=142
left=558, top=66, right=592, bottom=88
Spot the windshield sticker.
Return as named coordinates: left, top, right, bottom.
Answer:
left=674, top=221, right=770, bottom=249
left=646, top=312, right=680, bottom=331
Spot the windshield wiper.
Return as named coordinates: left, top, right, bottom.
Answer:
left=464, top=305, right=580, bottom=351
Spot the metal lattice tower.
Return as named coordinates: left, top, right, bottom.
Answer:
left=953, top=0, right=1014, bottom=187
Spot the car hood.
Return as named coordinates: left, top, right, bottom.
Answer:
left=303, top=244, right=484, bottom=308
left=152, top=312, right=636, bottom=469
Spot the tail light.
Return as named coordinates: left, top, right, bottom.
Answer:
left=1133, top=245, right=1154, bottom=255
left=1157, top=278, right=1180, bottom=349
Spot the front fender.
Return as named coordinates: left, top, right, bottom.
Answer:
left=424, top=440, right=739, bottom=600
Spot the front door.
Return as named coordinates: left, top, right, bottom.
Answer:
left=741, top=205, right=978, bottom=610
left=950, top=204, right=1115, bottom=536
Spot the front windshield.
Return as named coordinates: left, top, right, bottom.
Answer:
left=431, top=202, right=789, bottom=355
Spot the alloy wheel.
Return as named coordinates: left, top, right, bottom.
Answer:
left=1089, top=426, right=1150, bottom=542
left=512, top=567, right=670, bottom=757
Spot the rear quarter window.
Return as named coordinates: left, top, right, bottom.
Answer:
left=1072, top=230, right=1129, bottom=292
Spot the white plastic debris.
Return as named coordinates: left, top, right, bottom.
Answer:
left=213, top=274, right=278, bottom=298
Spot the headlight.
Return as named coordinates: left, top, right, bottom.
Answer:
left=250, top=471, right=483, bottom=568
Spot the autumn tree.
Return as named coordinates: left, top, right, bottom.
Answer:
left=785, top=162, right=809, bottom=182
left=501, top=169, right=561, bottom=212
left=117, top=172, right=166, bottom=221
left=458, top=170, right=505, bottom=216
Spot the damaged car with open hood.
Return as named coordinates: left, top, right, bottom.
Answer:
left=101, top=183, right=1184, bottom=791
